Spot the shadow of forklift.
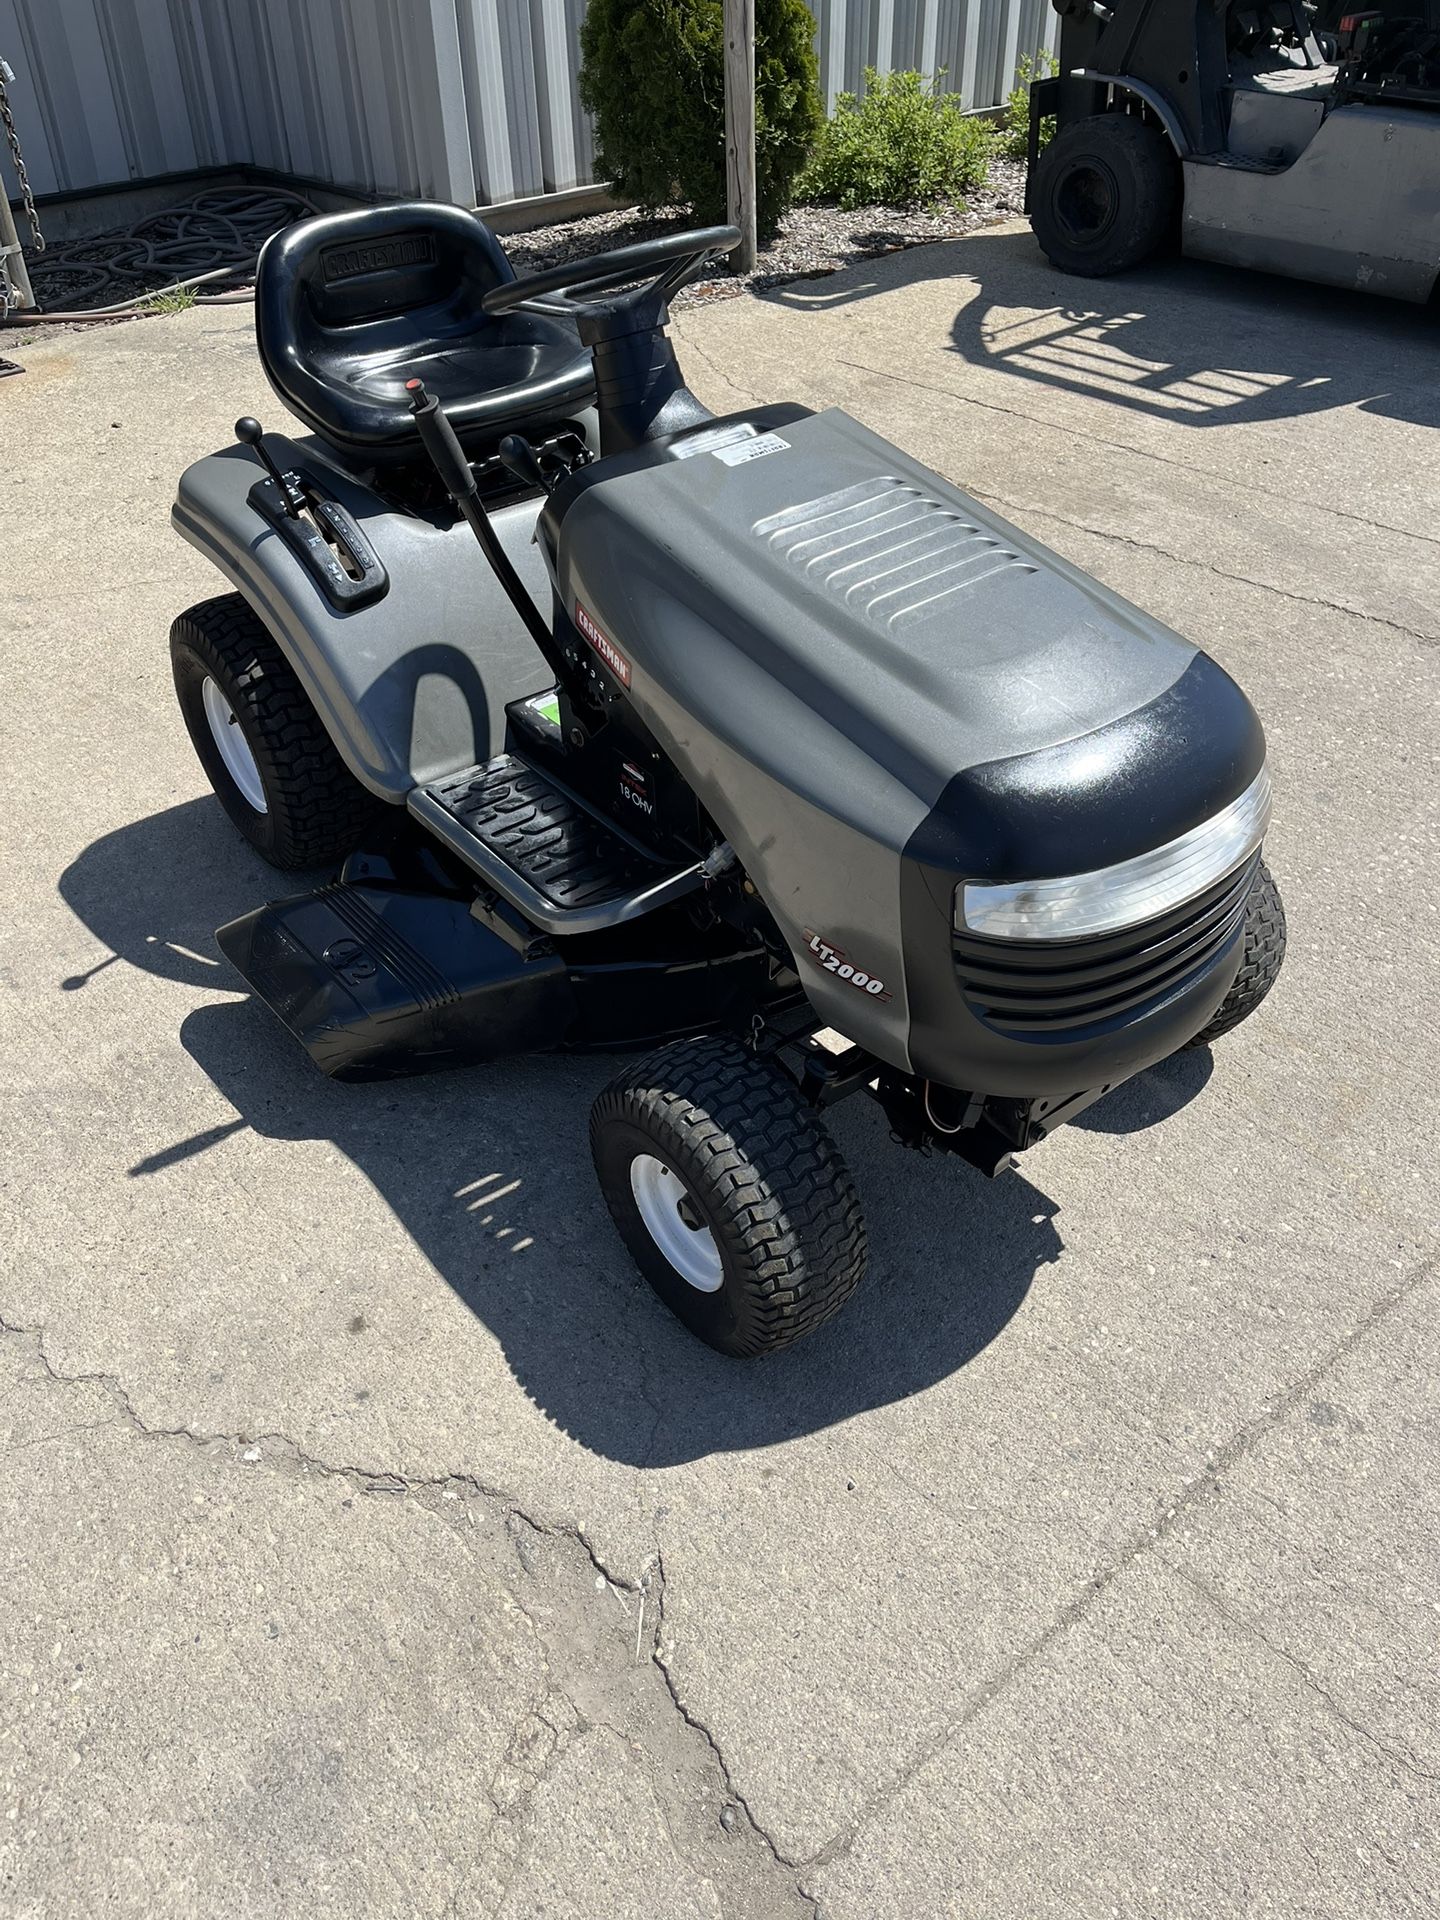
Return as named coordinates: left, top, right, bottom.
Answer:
left=1026, top=0, right=1440, bottom=301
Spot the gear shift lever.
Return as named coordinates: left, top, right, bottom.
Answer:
left=235, top=416, right=303, bottom=517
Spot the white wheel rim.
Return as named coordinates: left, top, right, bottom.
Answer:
left=629, top=1153, right=724, bottom=1293
left=202, top=675, right=267, bottom=814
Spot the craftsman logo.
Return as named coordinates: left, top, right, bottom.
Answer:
left=321, top=234, right=436, bottom=282
left=575, top=602, right=631, bottom=686
left=802, top=930, right=891, bottom=1002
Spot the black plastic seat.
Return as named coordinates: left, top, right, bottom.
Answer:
left=255, top=202, right=595, bottom=462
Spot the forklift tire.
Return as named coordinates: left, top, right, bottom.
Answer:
left=590, top=1035, right=867, bottom=1357
left=1184, top=862, right=1286, bottom=1049
left=170, top=593, right=382, bottom=871
left=1030, top=113, right=1178, bottom=278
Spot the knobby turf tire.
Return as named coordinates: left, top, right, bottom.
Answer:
left=1185, top=861, right=1286, bottom=1048
left=590, top=1035, right=868, bottom=1357
left=1030, top=113, right=1178, bottom=277
left=170, top=593, right=382, bottom=870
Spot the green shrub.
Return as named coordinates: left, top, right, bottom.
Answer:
left=578, top=0, right=823, bottom=240
left=797, top=69, right=996, bottom=211
left=1000, top=49, right=1059, bottom=162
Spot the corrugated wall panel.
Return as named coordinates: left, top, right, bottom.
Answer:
left=528, top=0, right=593, bottom=192
left=802, top=0, right=1056, bottom=110
left=2, top=0, right=1058, bottom=210
left=1, top=0, right=135, bottom=196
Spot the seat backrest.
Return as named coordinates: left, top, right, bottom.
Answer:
left=255, top=202, right=518, bottom=448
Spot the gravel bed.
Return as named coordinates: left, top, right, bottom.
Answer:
left=503, top=158, right=1029, bottom=305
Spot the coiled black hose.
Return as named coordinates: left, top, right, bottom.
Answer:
left=7, top=184, right=316, bottom=322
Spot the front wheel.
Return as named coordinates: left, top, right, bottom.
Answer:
left=1030, top=113, right=1178, bottom=277
left=590, top=1036, right=867, bottom=1356
left=1185, top=860, right=1286, bottom=1048
left=170, top=593, right=382, bottom=870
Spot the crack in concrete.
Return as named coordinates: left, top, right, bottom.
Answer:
left=677, top=328, right=768, bottom=410
left=479, top=1688, right=577, bottom=1826
left=1166, top=1561, right=1440, bottom=1788
left=649, top=1552, right=822, bottom=1916
left=801, top=1240, right=1440, bottom=1872
left=975, top=492, right=1438, bottom=649
left=0, top=1309, right=634, bottom=1588
left=21, top=1219, right=1433, bottom=1901
left=1, top=1312, right=814, bottom=1916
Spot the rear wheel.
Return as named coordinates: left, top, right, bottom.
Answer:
left=1185, top=861, right=1286, bottom=1048
left=590, top=1035, right=867, bottom=1356
left=1030, top=113, right=1178, bottom=277
left=170, top=593, right=382, bottom=870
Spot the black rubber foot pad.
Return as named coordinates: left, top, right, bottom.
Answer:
left=427, top=756, right=660, bottom=910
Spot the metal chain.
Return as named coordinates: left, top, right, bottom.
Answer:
left=0, top=58, right=44, bottom=252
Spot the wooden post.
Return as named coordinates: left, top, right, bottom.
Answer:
left=724, top=0, right=757, bottom=272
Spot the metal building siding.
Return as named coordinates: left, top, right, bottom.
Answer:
left=807, top=0, right=1055, bottom=112
left=1, top=0, right=1055, bottom=208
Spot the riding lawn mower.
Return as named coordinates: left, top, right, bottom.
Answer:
left=169, top=205, right=1285, bottom=1356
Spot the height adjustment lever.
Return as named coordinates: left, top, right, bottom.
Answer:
left=406, top=380, right=571, bottom=688
left=405, top=379, right=478, bottom=500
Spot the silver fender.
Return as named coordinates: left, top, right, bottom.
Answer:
left=172, top=436, right=553, bottom=801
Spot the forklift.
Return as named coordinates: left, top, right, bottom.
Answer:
left=1026, top=0, right=1440, bottom=299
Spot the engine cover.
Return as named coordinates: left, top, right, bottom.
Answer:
left=551, top=407, right=1264, bottom=1085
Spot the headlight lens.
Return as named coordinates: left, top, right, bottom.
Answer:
left=958, top=765, right=1271, bottom=942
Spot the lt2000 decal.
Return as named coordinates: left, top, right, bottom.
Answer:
left=802, top=930, right=892, bottom=1002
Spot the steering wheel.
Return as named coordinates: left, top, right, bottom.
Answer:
left=482, top=225, right=741, bottom=317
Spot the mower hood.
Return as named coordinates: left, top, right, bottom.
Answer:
left=547, top=406, right=1265, bottom=1074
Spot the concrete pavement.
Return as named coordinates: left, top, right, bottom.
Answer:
left=1, top=223, right=1437, bottom=1917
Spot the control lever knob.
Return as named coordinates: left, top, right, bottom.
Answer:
left=235, top=415, right=302, bottom=517
left=498, top=433, right=552, bottom=496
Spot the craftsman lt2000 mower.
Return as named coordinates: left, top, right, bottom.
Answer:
left=170, top=205, right=1285, bottom=1356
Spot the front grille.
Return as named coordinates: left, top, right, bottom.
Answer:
left=955, top=855, right=1258, bottom=1041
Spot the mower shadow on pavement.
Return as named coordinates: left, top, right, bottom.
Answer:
left=769, top=227, right=1440, bottom=432
left=59, top=800, right=1210, bottom=1465
left=1070, top=1046, right=1213, bottom=1135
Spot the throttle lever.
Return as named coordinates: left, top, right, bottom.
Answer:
left=498, top=433, right=553, bottom=495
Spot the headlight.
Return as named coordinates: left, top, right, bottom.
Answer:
left=958, top=765, right=1271, bottom=942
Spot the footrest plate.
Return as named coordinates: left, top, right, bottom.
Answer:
left=410, top=755, right=703, bottom=935
left=428, top=756, right=657, bottom=909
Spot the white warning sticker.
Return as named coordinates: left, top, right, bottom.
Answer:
left=711, top=433, right=791, bottom=466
